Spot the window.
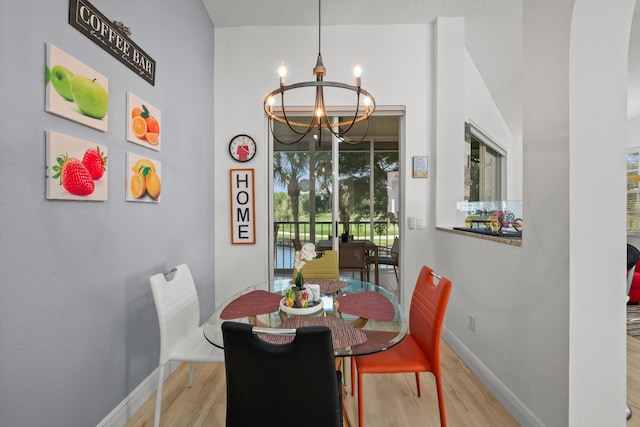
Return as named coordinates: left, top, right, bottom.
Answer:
left=628, top=151, right=640, bottom=233
left=464, top=122, right=504, bottom=201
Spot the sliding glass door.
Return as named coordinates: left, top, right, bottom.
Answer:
left=271, top=114, right=400, bottom=281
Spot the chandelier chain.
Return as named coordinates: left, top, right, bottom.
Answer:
left=318, top=0, right=321, bottom=55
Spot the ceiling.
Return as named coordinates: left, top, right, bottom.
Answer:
left=202, top=0, right=640, bottom=135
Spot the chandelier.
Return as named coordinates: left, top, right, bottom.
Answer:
left=263, top=0, right=376, bottom=145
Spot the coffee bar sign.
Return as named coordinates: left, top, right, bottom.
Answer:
left=68, top=0, right=156, bottom=85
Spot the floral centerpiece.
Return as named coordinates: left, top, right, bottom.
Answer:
left=294, top=242, right=317, bottom=288
left=286, top=242, right=317, bottom=308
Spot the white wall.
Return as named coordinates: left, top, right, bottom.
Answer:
left=434, top=18, right=520, bottom=229
left=628, top=116, right=640, bottom=150
left=465, top=49, right=523, bottom=201
left=435, top=16, right=559, bottom=426
left=213, top=24, right=433, bottom=308
left=569, top=1, right=635, bottom=425
left=509, top=134, right=524, bottom=201
left=464, top=50, right=513, bottom=149
left=214, top=14, right=540, bottom=423
left=213, top=3, right=636, bottom=426
left=437, top=2, right=635, bottom=426
left=435, top=18, right=466, bottom=228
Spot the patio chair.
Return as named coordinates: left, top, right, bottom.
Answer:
left=339, top=241, right=368, bottom=281
left=368, top=236, right=399, bottom=281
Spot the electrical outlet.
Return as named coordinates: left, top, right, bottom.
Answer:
left=468, top=314, right=476, bottom=332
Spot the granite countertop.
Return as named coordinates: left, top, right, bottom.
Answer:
left=436, top=226, right=522, bottom=246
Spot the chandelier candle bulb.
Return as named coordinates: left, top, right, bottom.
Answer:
left=279, top=62, right=287, bottom=85
left=354, top=61, right=362, bottom=87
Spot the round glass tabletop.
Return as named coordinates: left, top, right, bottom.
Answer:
left=203, top=278, right=407, bottom=357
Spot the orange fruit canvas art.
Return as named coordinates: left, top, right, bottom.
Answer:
left=126, top=92, right=161, bottom=151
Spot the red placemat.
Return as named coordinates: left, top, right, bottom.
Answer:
left=260, top=315, right=368, bottom=349
left=220, top=290, right=282, bottom=319
left=336, top=291, right=395, bottom=321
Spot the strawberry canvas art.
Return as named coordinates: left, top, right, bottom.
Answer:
left=46, top=131, right=108, bottom=201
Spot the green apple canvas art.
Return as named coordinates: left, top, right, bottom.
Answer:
left=71, top=75, right=108, bottom=119
left=50, top=65, right=75, bottom=101
left=45, top=44, right=109, bottom=132
left=46, top=131, right=108, bottom=201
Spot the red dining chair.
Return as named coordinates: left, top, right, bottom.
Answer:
left=352, top=265, right=452, bottom=427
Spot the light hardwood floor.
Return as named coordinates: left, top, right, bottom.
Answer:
left=124, top=266, right=640, bottom=426
left=122, top=335, right=640, bottom=426
left=126, top=269, right=519, bottom=426
left=124, top=339, right=519, bottom=427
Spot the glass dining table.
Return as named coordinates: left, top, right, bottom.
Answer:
left=203, top=278, right=407, bottom=357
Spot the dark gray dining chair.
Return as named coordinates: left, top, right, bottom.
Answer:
left=221, top=321, right=343, bottom=427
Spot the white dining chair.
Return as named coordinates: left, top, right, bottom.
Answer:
left=149, top=263, right=224, bottom=427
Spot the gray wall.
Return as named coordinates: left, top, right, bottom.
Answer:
left=0, top=1, right=215, bottom=426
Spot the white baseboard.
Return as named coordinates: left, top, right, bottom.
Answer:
left=99, top=348, right=226, bottom=427
left=96, top=360, right=181, bottom=427
left=442, top=327, right=546, bottom=427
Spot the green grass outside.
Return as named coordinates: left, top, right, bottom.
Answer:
left=278, top=213, right=399, bottom=248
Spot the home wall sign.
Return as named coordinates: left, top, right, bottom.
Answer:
left=68, top=0, right=156, bottom=85
left=230, top=169, right=256, bottom=244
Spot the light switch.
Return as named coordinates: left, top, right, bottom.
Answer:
left=408, top=217, right=415, bottom=229
left=416, top=218, right=424, bottom=229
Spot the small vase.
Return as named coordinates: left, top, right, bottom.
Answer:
left=293, top=288, right=309, bottom=308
